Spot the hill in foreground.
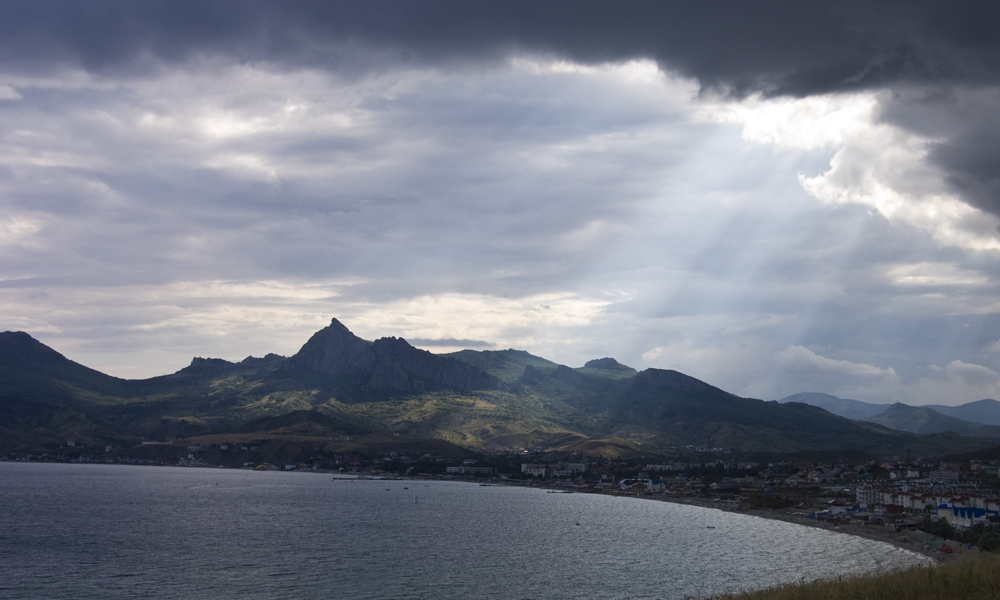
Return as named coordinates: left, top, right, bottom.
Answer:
left=706, top=551, right=1000, bottom=600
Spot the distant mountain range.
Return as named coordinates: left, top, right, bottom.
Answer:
left=778, top=393, right=888, bottom=420
left=1, top=319, right=996, bottom=459
left=778, top=392, right=1000, bottom=435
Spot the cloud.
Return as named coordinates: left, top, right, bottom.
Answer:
left=2, top=1, right=1000, bottom=411
left=4, top=1, right=999, bottom=224
left=407, top=338, right=493, bottom=349
left=0, top=58, right=711, bottom=294
left=943, top=359, right=999, bottom=385
left=704, top=89, right=1000, bottom=251
left=878, top=87, right=1000, bottom=217
left=777, top=345, right=895, bottom=378
left=3, top=1, right=998, bottom=91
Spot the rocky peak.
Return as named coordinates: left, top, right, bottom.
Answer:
left=517, top=364, right=545, bottom=385
left=240, top=353, right=284, bottom=366
left=634, top=368, right=716, bottom=392
left=184, top=357, right=234, bottom=371
left=584, top=357, right=635, bottom=373
left=289, top=319, right=504, bottom=393
left=552, top=364, right=588, bottom=385
left=368, top=336, right=504, bottom=392
left=288, top=318, right=376, bottom=375
left=371, top=336, right=415, bottom=358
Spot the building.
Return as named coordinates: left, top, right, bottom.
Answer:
left=521, top=462, right=586, bottom=477
left=446, top=466, right=494, bottom=475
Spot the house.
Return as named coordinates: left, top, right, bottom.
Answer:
left=521, top=462, right=586, bottom=477
left=936, top=504, right=999, bottom=528
left=446, top=466, right=494, bottom=475
left=619, top=478, right=653, bottom=493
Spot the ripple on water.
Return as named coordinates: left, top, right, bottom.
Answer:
left=0, top=463, right=928, bottom=600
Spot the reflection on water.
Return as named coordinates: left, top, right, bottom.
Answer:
left=0, top=463, right=927, bottom=600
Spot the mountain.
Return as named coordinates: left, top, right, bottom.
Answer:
left=864, top=402, right=983, bottom=435
left=778, top=392, right=1000, bottom=427
left=0, top=319, right=994, bottom=458
left=777, top=392, right=889, bottom=420
left=0, top=393, right=141, bottom=453
left=233, top=408, right=375, bottom=436
left=607, top=370, right=925, bottom=453
left=0, top=331, right=130, bottom=405
left=290, top=319, right=504, bottom=392
left=442, top=348, right=561, bottom=383
left=579, top=357, right=638, bottom=379
left=923, top=399, right=1000, bottom=426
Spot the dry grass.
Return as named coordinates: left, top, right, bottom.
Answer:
left=702, top=552, right=1000, bottom=600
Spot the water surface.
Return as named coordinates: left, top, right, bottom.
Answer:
left=0, top=463, right=926, bottom=599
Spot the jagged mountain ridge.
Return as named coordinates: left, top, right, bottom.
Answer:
left=0, top=319, right=993, bottom=456
left=289, top=319, right=504, bottom=392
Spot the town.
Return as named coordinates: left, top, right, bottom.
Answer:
left=7, top=441, right=999, bottom=553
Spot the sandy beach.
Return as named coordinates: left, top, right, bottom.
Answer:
left=732, top=505, right=979, bottom=564
left=533, top=484, right=981, bottom=564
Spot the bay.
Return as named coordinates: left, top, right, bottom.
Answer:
left=0, top=462, right=927, bottom=600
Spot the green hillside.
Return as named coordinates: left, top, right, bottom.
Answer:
left=0, top=320, right=993, bottom=458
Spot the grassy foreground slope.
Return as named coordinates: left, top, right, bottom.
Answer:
left=704, top=552, right=1000, bottom=600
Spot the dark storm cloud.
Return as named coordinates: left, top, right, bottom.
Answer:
left=2, top=0, right=997, bottom=94
left=876, top=87, right=1000, bottom=215
left=931, top=128, right=1000, bottom=215
left=6, top=1, right=998, bottom=215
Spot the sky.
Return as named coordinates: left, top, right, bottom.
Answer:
left=3, top=1, right=1000, bottom=406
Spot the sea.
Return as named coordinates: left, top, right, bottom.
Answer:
left=0, top=462, right=928, bottom=600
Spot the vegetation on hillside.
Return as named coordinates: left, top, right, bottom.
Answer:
left=703, top=552, right=1000, bottom=600
left=915, top=516, right=1000, bottom=552
left=2, top=324, right=997, bottom=458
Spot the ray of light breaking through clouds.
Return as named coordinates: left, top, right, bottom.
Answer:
left=2, top=0, right=1000, bottom=406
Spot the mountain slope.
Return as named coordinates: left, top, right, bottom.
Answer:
left=0, top=331, right=131, bottom=405
left=864, top=402, right=983, bottom=435
left=291, top=319, right=504, bottom=392
left=778, top=392, right=889, bottom=420
left=924, top=399, right=1000, bottom=426
left=0, top=394, right=141, bottom=452
left=0, top=320, right=994, bottom=457
left=609, top=370, right=918, bottom=452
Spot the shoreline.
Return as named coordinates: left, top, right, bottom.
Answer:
left=515, top=476, right=978, bottom=566
left=3, top=460, right=983, bottom=565
left=656, top=496, right=978, bottom=565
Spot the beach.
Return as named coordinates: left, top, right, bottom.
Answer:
left=522, top=482, right=980, bottom=564
left=734, top=505, right=977, bottom=563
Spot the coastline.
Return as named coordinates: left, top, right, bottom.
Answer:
left=658, top=496, right=977, bottom=564
left=3, top=460, right=982, bottom=566
left=517, top=478, right=977, bottom=566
